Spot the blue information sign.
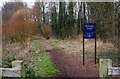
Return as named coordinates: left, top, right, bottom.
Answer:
left=84, top=23, right=96, bottom=39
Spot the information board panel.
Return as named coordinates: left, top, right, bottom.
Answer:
left=84, top=23, right=96, bottom=39
left=83, top=23, right=96, bottom=65
left=108, top=67, right=120, bottom=76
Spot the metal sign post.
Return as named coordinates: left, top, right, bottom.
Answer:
left=83, top=23, right=96, bottom=66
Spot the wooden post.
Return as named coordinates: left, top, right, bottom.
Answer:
left=94, top=23, right=96, bottom=64
left=0, top=60, right=25, bottom=78
left=12, top=60, right=25, bottom=77
left=83, top=23, right=84, bottom=66
left=0, top=10, right=1, bottom=55
left=0, top=10, right=2, bottom=79
left=99, top=59, right=112, bottom=78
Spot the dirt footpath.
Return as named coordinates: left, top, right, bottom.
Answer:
left=38, top=39, right=99, bottom=77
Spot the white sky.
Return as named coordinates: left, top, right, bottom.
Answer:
left=0, top=0, right=35, bottom=10
left=0, top=0, right=119, bottom=10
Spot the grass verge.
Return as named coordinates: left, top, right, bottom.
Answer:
left=32, top=41, right=59, bottom=77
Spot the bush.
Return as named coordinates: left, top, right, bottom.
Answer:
left=2, top=56, right=15, bottom=68
left=3, top=8, right=37, bottom=42
left=41, top=24, right=52, bottom=39
left=24, top=64, right=43, bottom=79
left=96, top=51, right=119, bottom=66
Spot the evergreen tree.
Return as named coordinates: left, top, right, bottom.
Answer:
left=66, top=2, right=74, bottom=36
left=51, top=5, right=57, bottom=36
left=58, top=2, right=62, bottom=37
left=58, top=2, right=66, bottom=38
left=61, top=2, right=66, bottom=38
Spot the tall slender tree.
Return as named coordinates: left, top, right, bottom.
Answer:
left=51, top=5, right=57, bottom=36
left=77, top=2, right=82, bottom=34
left=61, top=2, right=66, bottom=38
left=32, top=2, right=42, bottom=33
left=66, top=2, right=74, bottom=36
left=58, top=2, right=66, bottom=38
left=42, top=2, right=45, bottom=23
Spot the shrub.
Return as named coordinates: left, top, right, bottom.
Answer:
left=3, top=8, right=37, bottom=42
left=41, top=24, right=52, bottom=39
left=2, top=56, right=15, bottom=68
left=96, top=51, right=119, bottom=66
left=25, top=65, right=37, bottom=78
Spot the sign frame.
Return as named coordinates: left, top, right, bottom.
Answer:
left=83, top=23, right=96, bottom=66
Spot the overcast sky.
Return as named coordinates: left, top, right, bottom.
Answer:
left=0, top=0, right=119, bottom=10
left=0, top=0, right=35, bottom=10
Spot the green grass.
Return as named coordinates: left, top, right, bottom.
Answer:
left=33, top=41, right=59, bottom=77
left=34, top=41, right=45, bottom=53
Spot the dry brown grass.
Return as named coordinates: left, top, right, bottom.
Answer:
left=45, top=35, right=118, bottom=58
